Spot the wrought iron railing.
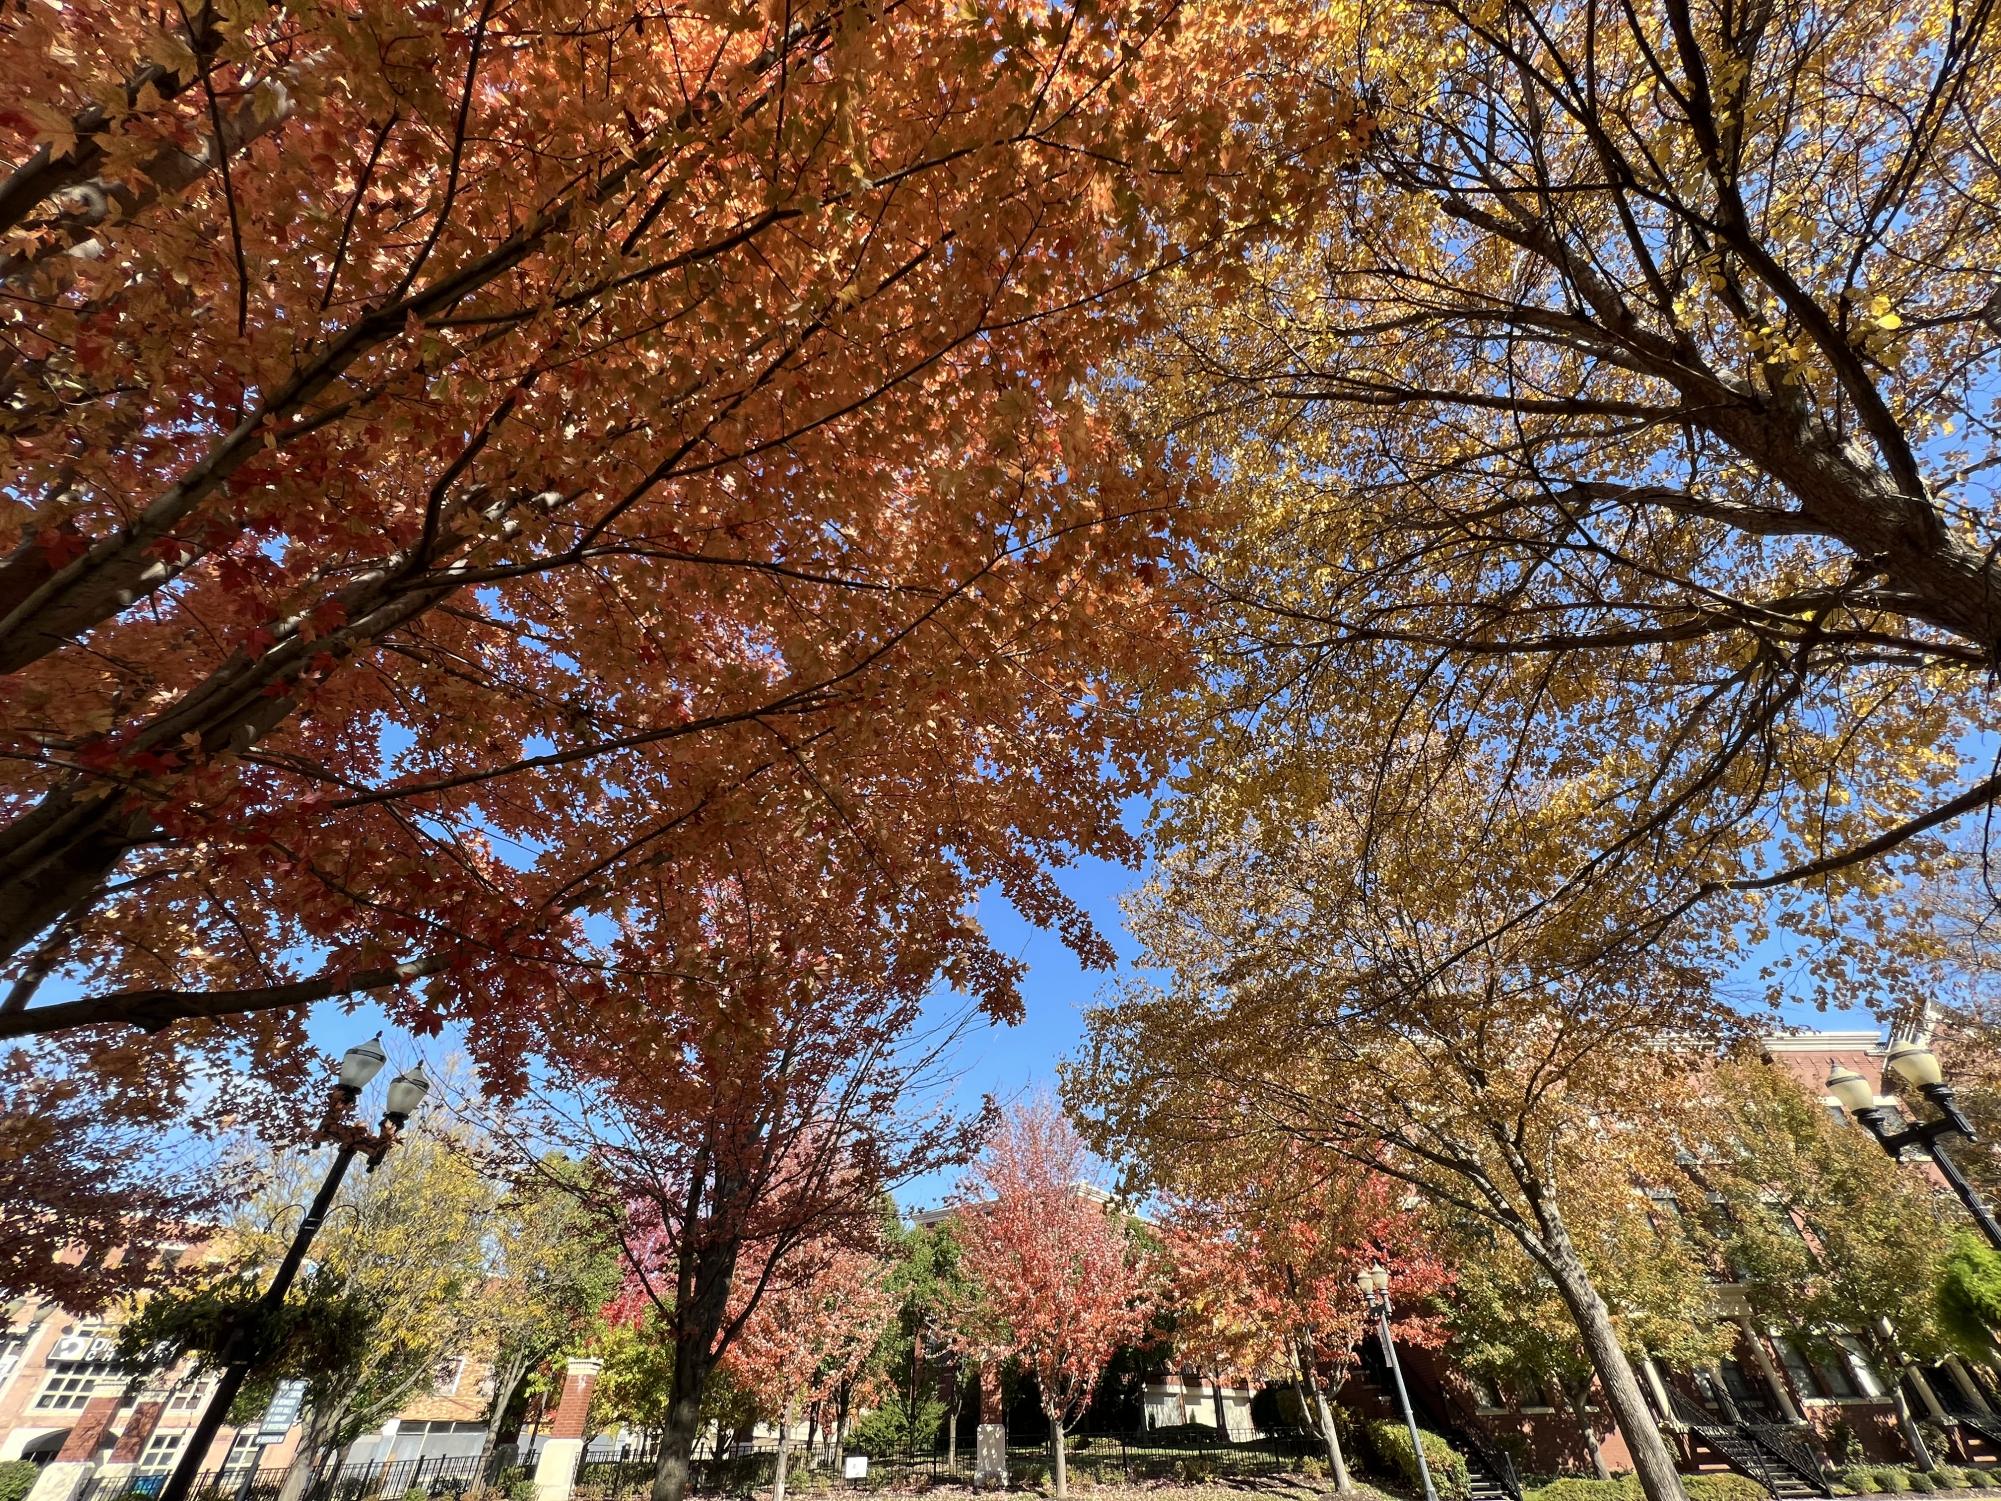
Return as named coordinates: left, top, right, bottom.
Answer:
left=1662, top=1385, right=1828, bottom=1493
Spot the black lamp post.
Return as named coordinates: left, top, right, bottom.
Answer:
left=157, top=1040, right=430, bottom=1501
left=1828, top=1042, right=2001, bottom=1252
left=1357, top=1264, right=1438, bottom=1501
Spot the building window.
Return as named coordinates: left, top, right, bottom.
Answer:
left=140, top=1432, right=185, bottom=1468
left=33, top=1362, right=119, bottom=1410
left=167, top=1380, right=213, bottom=1413
left=1776, top=1334, right=1869, bottom=1399
left=219, top=1432, right=263, bottom=1476
left=1836, top=1334, right=1887, bottom=1398
left=433, top=1356, right=466, bottom=1396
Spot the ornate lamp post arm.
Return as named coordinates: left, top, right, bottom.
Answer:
left=156, top=1047, right=429, bottom=1501
left=1830, top=1048, right=2001, bottom=1252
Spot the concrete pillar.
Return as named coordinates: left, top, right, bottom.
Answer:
left=1910, top=1366, right=1952, bottom=1423
left=531, top=1359, right=602, bottom=1501
left=1740, top=1320, right=1805, bottom=1424
left=1641, top=1358, right=1675, bottom=1420
left=26, top=1396, right=125, bottom=1501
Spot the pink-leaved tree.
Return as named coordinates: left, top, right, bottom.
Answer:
left=950, top=1099, right=1156, bottom=1501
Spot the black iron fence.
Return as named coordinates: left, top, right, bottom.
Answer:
left=565, top=1426, right=1323, bottom=1496
left=82, top=1453, right=513, bottom=1501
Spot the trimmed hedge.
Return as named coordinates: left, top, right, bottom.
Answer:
left=1366, top=1419, right=1472, bottom=1501
left=1525, top=1474, right=1766, bottom=1501
left=1686, top=1476, right=1771, bottom=1501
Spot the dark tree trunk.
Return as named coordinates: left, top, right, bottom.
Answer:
left=1532, top=1203, right=1687, bottom=1501
left=648, top=1234, right=741, bottom=1501
left=483, top=1351, right=536, bottom=1456
left=1562, top=1379, right=1611, bottom=1480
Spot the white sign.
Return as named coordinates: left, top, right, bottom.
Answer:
left=843, top=1457, right=868, bottom=1481
left=258, top=1379, right=309, bottom=1440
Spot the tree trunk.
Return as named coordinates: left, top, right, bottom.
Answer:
left=773, top=1393, right=795, bottom=1501
left=648, top=1234, right=742, bottom=1501
left=1211, top=1367, right=1231, bottom=1442
left=945, top=1363, right=963, bottom=1474
left=276, top=1402, right=348, bottom=1501
left=1534, top=1205, right=1688, bottom=1501
left=1048, top=1410, right=1067, bottom=1501
left=1564, top=1380, right=1612, bottom=1481
left=1292, top=1342, right=1352, bottom=1494
left=483, top=1351, right=535, bottom=1457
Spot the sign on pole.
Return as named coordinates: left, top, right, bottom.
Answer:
left=256, top=1379, right=309, bottom=1444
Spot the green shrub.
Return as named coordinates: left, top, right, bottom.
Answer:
left=1874, top=1469, right=1917, bottom=1494
left=1366, top=1419, right=1472, bottom=1501
left=1962, top=1471, right=1997, bottom=1490
left=405, top=1486, right=432, bottom=1501
left=1842, top=1468, right=1885, bottom=1494
left=1685, top=1475, right=1770, bottom=1501
left=505, top=1478, right=538, bottom=1501
left=1524, top=1476, right=1640, bottom=1501
left=0, top=1462, right=38, bottom=1501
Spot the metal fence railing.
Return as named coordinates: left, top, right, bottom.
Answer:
left=585, top=1426, right=1328, bottom=1495
left=82, top=1453, right=513, bottom=1501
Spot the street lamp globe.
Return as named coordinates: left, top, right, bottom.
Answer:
left=1886, top=1040, right=1945, bottom=1090
left=384, top=1064, right=431, bottom=1123
left=338, top=1035, right=388, bottom=1094
left=1826, top=1062, right=1877, bottom=1115
left=1368, top=1265, right=1391, bottom=1295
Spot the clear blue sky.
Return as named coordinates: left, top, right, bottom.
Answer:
left=287, top=799, right=1889, bottom=1217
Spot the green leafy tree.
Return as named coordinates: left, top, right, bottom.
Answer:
left=1936, top=1235, right=2001, bottom=1362
left=1438, top=1207, right=1728, bottom=1480
left=476, top=1156, right=624, bottom=1451
left=1679, top=1058, right=1959, bottom=1467
left=593, top=1310, right=683, bottom=1437
left=875, top=1214, right=979, bottom=1464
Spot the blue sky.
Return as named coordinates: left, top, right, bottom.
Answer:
left=284, top=805, right=1891, bottom=1216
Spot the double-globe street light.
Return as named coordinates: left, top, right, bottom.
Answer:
left=157, top=1038, right=431, bottom=1501
left=1827, top=1040, right=2001, bottom=1252
left=1357, top=1264, right=1440, bottom=1501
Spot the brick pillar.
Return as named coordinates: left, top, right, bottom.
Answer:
left=531, top=1359, right=603, bottom=1501
left=547, top=1361, right=602, bottom=1440
left=108, top=1401, right=166, bottom=1464
left=59, top=1396, right=124, bottom=1460
left=27, top=1396, right=126, bottom=1501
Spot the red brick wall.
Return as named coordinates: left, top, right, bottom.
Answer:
left=108, top=1401, right=164, bottom=1464
left=546, top=1363, right=600, bottom=1442
left=56, top=1396, right=121, bottom=1461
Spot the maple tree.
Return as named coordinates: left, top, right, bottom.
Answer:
left=0, top=0, right=1356, bottom=1162
left=1157, top=1210, right=1277, bottom=1441
left=1067, top=750, right=1753, bottom=1501
left=947, top=1098, right=1156, bottom=1501
left=720, top=1234, right=897, bottom=1501
left=517, top=899, right=982, bottom=1501
left=1120, top=0, right=2001, bottom=998
left=0, top=1045, right=231, bottom=1309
